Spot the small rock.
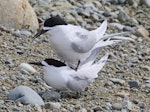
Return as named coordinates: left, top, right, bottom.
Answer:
left=110, top=23, right=125, bottom=30
left=141, top=0, right=150, bottom=7
left=18, top=63, right=38, bottom=74
left=140, top=65, right=150, bottom=71
left=65, top=14, right=76, bottom=24
left=123, top=26, right=134, bottom=32
left=103, top=11, right=112, bottom=17
left=35, top=106, right=43, bottom=112
left=118, top=10, right=130, bottom=22
left=8, top=86, right=44, bottom=105
left=79, top=108, right=87, bottom=112
left=112, top=103, right=122, bottom=110
left=19, top=29, right=32, bottom=36
left=118, top=0, right=126, bottom=4
left=145, top=83, right=150, bottom=88
left=143, top=77, right=150, bottom=80
left=116, top=91, right=130, bottom=98
left=93, top=1, right=102, bottom=8
left=5, top=58, right=14, bottom=67
left=132, top=99, right=139, bottom=104
left=138, top=102, right=147, bottom=109
left=109, top=78, right=125, bottom=85
left=0, top=0, right=39, bottom=32
left=135, top=26, right=149, bottom=38
left=122, top=100, right=132, bottom=110
left=128, top=80, right=140, bottom=88
left=90, top=14, right=99, bottom=21
left=13, top=30, right=21, bottom=37
left=42, top=90, right=61, bottom=101
left=45, top=102, right=61, bottom=110
left=13, top=108, right=20, bottom=112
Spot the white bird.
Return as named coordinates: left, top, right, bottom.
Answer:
left=35, top=15, right=133, bottom=70
left=29, top=52, right=109, bottom=92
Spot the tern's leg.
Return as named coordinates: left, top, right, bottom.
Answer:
left=75, top=60, right=80, bottom=71
left=75, top=92, right=81, bottom=98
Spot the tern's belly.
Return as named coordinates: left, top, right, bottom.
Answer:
left=49, top=39, right=90, bottom=63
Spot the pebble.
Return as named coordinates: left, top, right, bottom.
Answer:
left=5, top=58, right=14, bottom=67
left=79, top=108, right=87, bottom=112
left=118, top=0, right=126, bottom=4
left=45, top=102, right=61, bottom=110
left=65, top=14, right=76, bottom=24
left=109, top=78, right=125, bottom=85
left=122, top=100, right=132, bottom=110
left=135, top=26, right=149, bottom=38
left=116, top=91, right=129, bottom=98
left=112, top=103, right=122, bottom=110
left=123, top=26, right=134, bottom=32
left=18, top=63, right=38, bottom=74
left=140, top=65, right=150, bottom=71
left=118, top=10, right=130, bottom=22
left=128, top=80, right=140, bottom=88
left=8, top=86, right=44, bottom=105
left=19, top=29, right=32, bottom=36
left=110, top=23, right=125, bottom=30
left=142, top=0, right=150, bottom=7
left=145, top=83, right=150, bottom=88
left=41, top=90, right=61, bottom=101
left=139, top=102, right=147, bottom=109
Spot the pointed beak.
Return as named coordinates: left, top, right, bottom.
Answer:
left=29, top=62, right=43, bottom=66
left=34, top=29, right=48, bottom=38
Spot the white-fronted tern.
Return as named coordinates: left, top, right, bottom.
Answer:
left=35, top=15, right=133, bottom=69
left=29, top=53, right=109, bottom=92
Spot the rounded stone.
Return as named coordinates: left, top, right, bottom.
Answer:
left=0, top=0, right=39, bottom=32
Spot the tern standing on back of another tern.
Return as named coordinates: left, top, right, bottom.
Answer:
left=34, top=15, right=133, bottom=70
left=29, top=51, right=109, bottom=92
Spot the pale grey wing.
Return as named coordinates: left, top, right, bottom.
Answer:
left=71, top=32, right=96, bottom=53
left=79, top=47, right=102, bottom=66
left=67, top=76, right=93, bottom=92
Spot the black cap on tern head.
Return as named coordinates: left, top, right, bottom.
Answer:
left=34, top=15, right=67, bottom=38
left=44, top=59, right=66, bottom=67
left=44, top=15, right=67, bottom=27
left=29, top=59, right=66, bottom=67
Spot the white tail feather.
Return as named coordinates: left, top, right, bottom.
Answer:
left=94, top=20, right=108, bottom=42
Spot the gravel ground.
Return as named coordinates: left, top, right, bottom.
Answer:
left=0, top=0, right=150, bottom=111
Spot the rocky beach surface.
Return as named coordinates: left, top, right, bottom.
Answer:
left=0, top=0, right=150, bottom=111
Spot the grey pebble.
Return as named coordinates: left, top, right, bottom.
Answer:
left=110, top=23, right=125, bottom=30
left=128, top=80, right=140, bottom=88
left=145, top=83, right=150, bottom=88
left=122, top=100, right=132, bottom=110
left=109, top=78, right=125, bottom=85
left=118, top=0, right=126, bottom=4
left=5, top=58, right=14, bottom=67
left=118, top=10, right=130, bottom=22
left=42, top=90, right=61, bottom=101
left=8, top=86, right=44, bottom=105
left=142, top=0, right=150, bottom=7
left=19, top=29, right=32, bottom=36
left=123, top=26, right=134, bottom=32
left=139, top=102, right=147, bottom=109
left=112, top=103, right=122, bottom=110
left=45, top=102, right=61, bottom=110
left=13, top=29, right=32, bottom=37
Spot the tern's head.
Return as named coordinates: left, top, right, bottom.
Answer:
left=29, top=59, right=66, bottom=68
left=34, top=15, right=67, bottom=38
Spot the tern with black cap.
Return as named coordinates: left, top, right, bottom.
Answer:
left=29, top=52, right=109, bottom=92
left=35, top=15, right=133, bottom=70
